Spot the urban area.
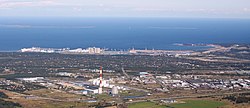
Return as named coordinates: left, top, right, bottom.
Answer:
left=0, top=44, right=250, bottom=108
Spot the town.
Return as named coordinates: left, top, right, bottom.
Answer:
left=0, top=44, right=250, bottom=108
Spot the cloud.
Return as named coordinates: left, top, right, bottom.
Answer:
left=148, top=26, right=198, bottom=30
left=186, top=8, right=216, bottom=12
left=243, top=8, right=250, bottom=12
left=0, top=0, right=65, bottom=9
left=0, top=24, right=95, bottom=29
left=73, top=7, right=82, bottom=11
left=0, top=24, right=31, bottom=28
left=0, top=0, right=249, bottom=18
left=134, top=8, right=175, bottom=12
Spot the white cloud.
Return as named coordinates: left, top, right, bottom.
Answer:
left=0, top=0, right=65, bottom=9
left=0, top=0, right=249, bottom=18
left=73, top=7, right=82, bottom=11
left=134, top=8, right=176, bottom=12
left=0, top=24, right=95, bottom=29
left=243, top=8, right=250, bottom=12
left=148, top=26, right=198, bottom=30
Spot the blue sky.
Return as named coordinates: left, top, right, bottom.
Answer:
left=0, top=0, right=250, bottom=18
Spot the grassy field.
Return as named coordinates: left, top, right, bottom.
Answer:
left=2, top=89, right=91, bottom=108
left=120, top=90, right=146, bottom=97
left=128, top=102, right=167, bottom=108
left=168, top=100, right=225, bottom=108
left=128, top=100, right=226, bottom=108
left=25, top=89, right=87, bottom=100
left=12, top=99, right=89, bottom=108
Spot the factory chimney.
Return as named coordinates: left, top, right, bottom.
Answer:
left=98, top=66, right=103, bottom=94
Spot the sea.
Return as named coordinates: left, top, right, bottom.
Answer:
left=0, top=17, right=250, bottom=51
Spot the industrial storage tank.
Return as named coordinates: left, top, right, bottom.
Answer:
left=111, top=86, right=119, bottom=95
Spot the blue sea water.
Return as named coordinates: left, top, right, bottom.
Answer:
left=0, top=17, right=250, bottom=51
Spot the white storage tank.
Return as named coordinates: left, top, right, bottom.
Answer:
left=111, top=86, right=119, bottom=95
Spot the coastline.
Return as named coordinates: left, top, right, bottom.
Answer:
left=0, top=43, right=215, bottom=53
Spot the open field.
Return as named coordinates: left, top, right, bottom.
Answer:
left=25, top=89, right=87, bottom=101
left=11, top=99, right=89, bottom=108
left=128, top=101, right=167, bottom=108
left=222, top=103, right=250, bottom=108
left=1, top=89, right=92, bottom=108
left=128, top=99, right=226, bottom=108
left=167, top=100, right=225, bottom=108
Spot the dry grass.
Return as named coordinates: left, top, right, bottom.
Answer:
left=1, top=89, right=91, bottom=108
left=25, top=89, right=87, bottom=101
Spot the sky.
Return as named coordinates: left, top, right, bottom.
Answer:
left=0, top=0, right=250, bottom=18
